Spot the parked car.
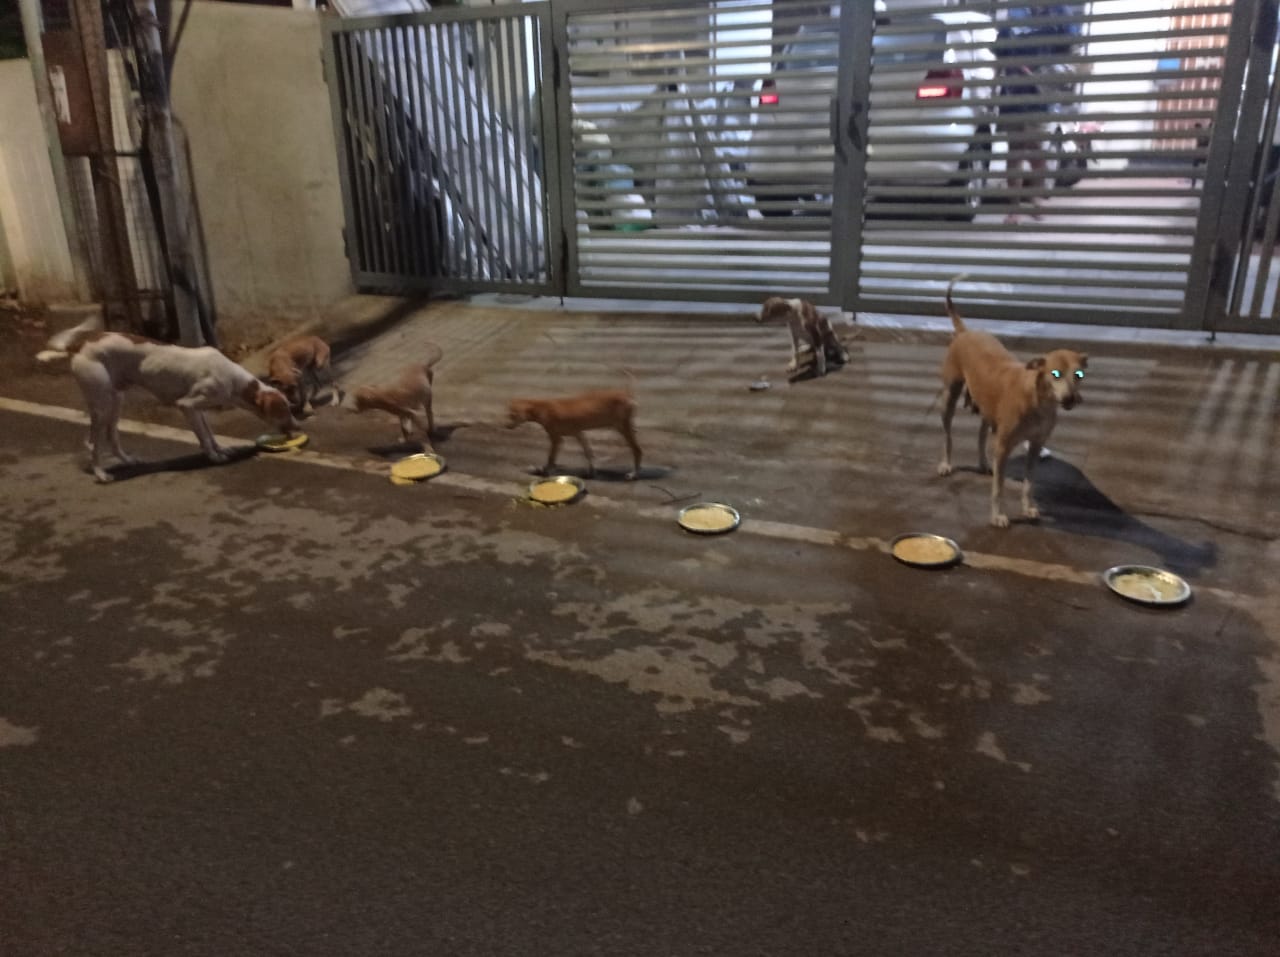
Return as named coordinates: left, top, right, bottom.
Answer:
left=745, top=7, right=998, bottom=219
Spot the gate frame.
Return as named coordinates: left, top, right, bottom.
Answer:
left=322, top=0, right=1279, bottom=335
left=1184, top=0, right=1269, bottom=333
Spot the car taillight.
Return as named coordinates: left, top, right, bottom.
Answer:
left=758, top=79, right=778, bottom=107
left=917, top=68, right=962, bottom=100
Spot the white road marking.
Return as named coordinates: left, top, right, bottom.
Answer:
left=0, top=395, right=1256, bottom=609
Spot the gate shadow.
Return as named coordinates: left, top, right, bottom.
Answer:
left=1007, top=455, right=1218, bottom=576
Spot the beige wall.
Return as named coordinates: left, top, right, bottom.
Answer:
left=0, top=58, right=79, bottom=303
left=170, top=3, right=351, bottom=322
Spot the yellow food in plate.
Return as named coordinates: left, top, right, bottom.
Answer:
left=390, top=454, right=444, bottom=481
left=892, top=536, right=958, bottom=566
left=256, top=432, right=309, bottom=452
left=680, top=505, right=738, bottom=532
left=530, top=480, right=580, bottom=503
left=389, top=474, right=418, bottom=487
left=1111, top=572, right=1183, bottom=603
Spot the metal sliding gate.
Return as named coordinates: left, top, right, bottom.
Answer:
left=324, top=0, right=1280, bottom=334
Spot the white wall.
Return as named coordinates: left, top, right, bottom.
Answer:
left=169, top=2, right=352, bottom=323
left=0, top=57, right=78, bottom=303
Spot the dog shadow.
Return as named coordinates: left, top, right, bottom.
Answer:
left=366, top=426, right=460, bottom=459
left=1006, top=455, right=1218, bottom=576
left=525, top=465, right=673, bottom=483
left=787, top=361, right=847, bottom=384
left=94, top=445, right=259, bottom=482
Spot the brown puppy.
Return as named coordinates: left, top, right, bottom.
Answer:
left=757, top=296, right=849, bottom=377
left=937, top=275, right=1088, bottom=528
left=265, top=335, right=335, bottom=412
left=350, top=344, right=443, bottom=448
left=506, top=388, right=642, bottom=480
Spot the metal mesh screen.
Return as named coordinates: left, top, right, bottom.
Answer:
left=565, top=0, right=833, bottom=297
left=856, top=0, right=1233, bottom=326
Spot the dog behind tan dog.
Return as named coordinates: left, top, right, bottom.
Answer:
left=265, top=335, right=336, bottom=413
left=506, top=382, right=641, bottom=480
left=757, top=296, right=849, bottom=377
left=350, top=343, right=443, bottom=448
left=937, top=275, right=1088, bottom=527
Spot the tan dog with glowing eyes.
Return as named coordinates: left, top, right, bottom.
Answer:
left=936, top=275, right=1088, bottom=527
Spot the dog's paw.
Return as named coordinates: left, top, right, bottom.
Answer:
left=1022, top=505, right=1041, bottom=521
left=93, top=468, right=115, bottom=484
left=624, top=470, right=638, bottom=481
left=936, top=462, right=953, bottom=477
left=205, top=447, right=230, bottom=464
left=991, top=513, right=1011, bottom=529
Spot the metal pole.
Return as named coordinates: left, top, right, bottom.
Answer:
left=129, top=0, right=205, bottom=346
left=72, top=0, right=145, bottom=332
left=16, top=0, right=95, bottom=302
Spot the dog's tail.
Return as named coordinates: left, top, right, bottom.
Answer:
left=945, top=273, right=969, bottom=335
left=608, top=366, right=636, bottom=396
left=422, top=341, right=444, bottom=370
left=35, top=313, right=105, bottom=365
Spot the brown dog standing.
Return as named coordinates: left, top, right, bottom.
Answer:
left=506, top=386, right=642, bottom=480
left=350, top=343, right=443, bottom=448
left=758, top=296, right=849, bottom=377
left=937, top=275, right=1088, bottom=527
left=265, top=335, right=335, bottom=413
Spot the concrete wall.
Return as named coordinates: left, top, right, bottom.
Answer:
left=170, top=3, right=352, bottom=323
left=0, top=57, right=79, bottom=303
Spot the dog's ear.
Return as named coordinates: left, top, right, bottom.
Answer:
left=1025, top=357, right=1047, bottom=371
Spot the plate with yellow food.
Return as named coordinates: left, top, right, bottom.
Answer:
left=890, top=533, right=963, bottom=569
left=256, top=432, right=309, bottom=453
left=528, top=475, right=586, bottom=505
left=389, top=452, right=446, bottom=485
left=1102, top=565, right=1191, bottom=607
left=677, top=502, right=741, bottom=535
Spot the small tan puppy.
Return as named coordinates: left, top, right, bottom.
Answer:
left=506, top=387, right=642, bottom=480
left=350, top=344, right=443, bottom=448
left=937, top=275, right=1088, bottom=528
left=265, top=335, right=335, bottom=413
left=758, top=296, right=849, bottom=377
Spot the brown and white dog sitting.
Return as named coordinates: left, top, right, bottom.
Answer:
left=936, top=275, right=1088, bottom=527
left=45, top=329, right=297, bottom=482
left=349, top=343, right=443, bottom=448
left=506, top=386, right=642, bottom=480
left=758, top=296, right=849, bottom=377
left=265, top=334, right=337, bottom=413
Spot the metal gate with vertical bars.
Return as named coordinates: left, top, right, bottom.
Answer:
left=324, top=0, right=1280, bottom=335
left=323, top=3, right=560, bottom=294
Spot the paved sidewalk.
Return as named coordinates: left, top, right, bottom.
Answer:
left=308, top=295, right=1280, bottom=546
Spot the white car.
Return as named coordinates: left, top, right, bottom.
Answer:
left=745, top=8, right=998, bottom=219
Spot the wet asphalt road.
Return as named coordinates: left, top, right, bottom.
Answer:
left=1, top=405, right=1278, bottom=956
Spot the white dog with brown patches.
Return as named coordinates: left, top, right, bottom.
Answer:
left=46, top=328, right=297, bottom=482
left=757, top=296, right=850, bottom=377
